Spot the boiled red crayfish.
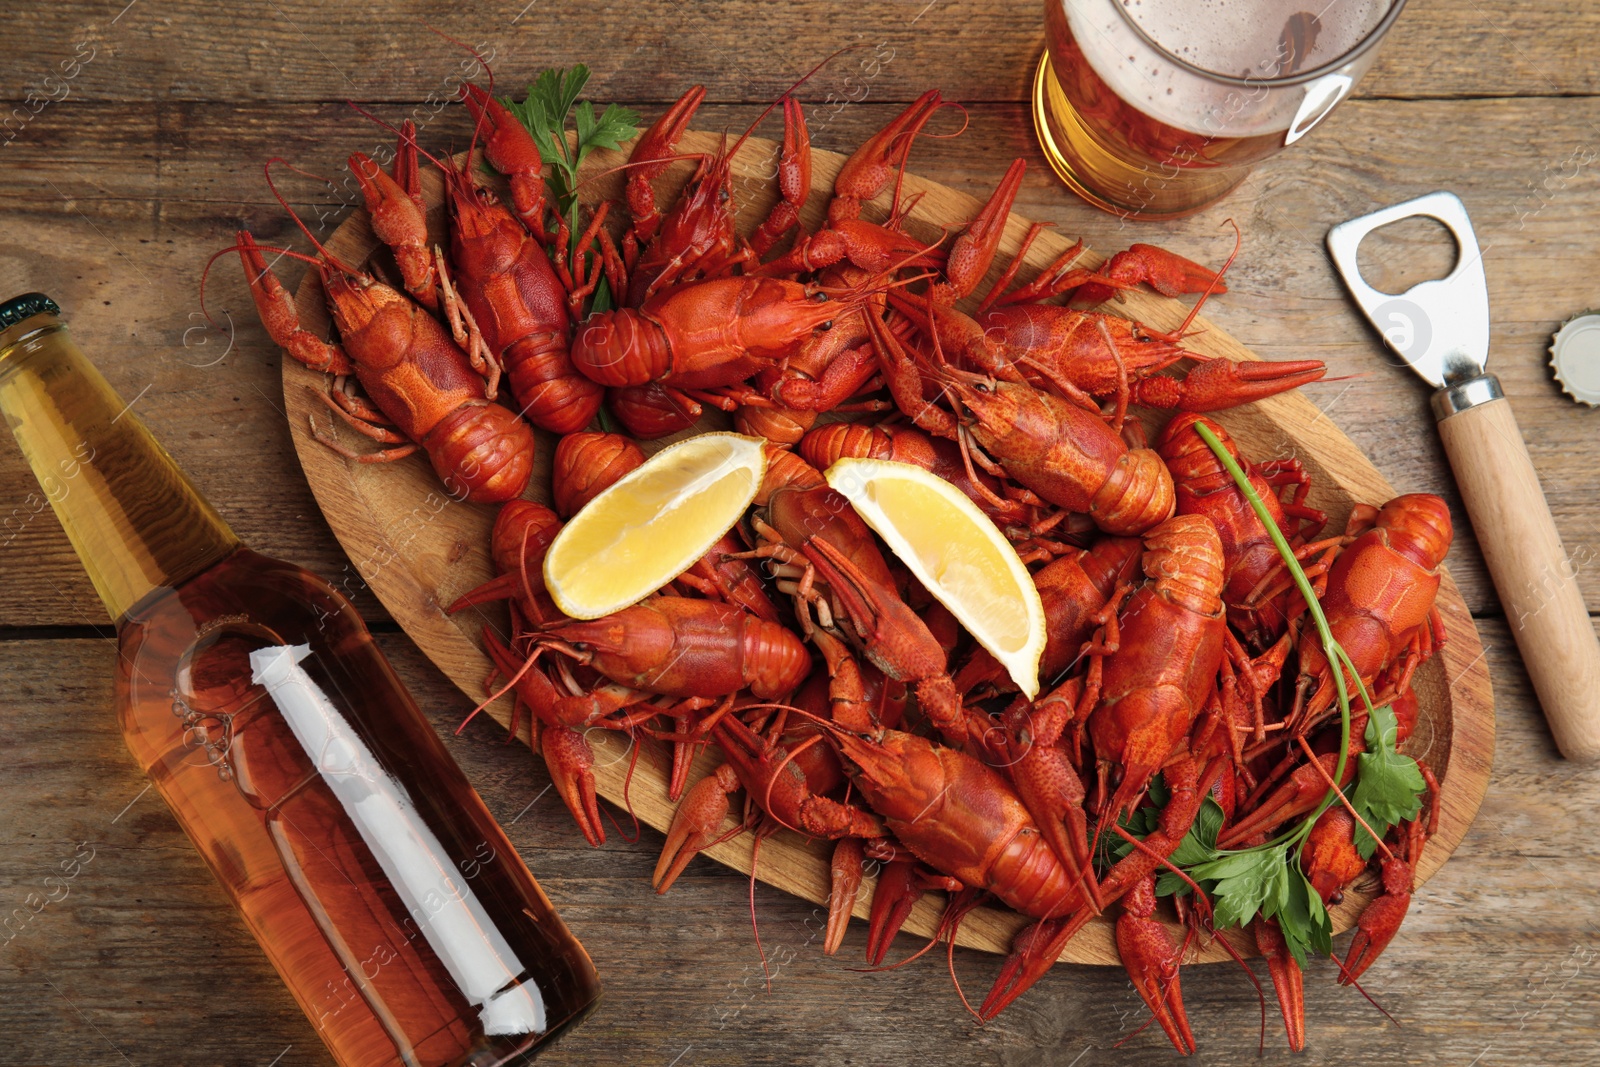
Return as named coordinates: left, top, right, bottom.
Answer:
left=221, top=72, right=1456, bottom=1051
left=871, top=310, right=1176, bottom=536
left=229, top=223, right=534, bottom=505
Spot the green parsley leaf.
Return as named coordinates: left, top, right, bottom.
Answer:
left=501, top=68, right=572, bottom=170
left=1178, top=841, right=1333, bottom=968
left=497, top=66, right=639, bottom=320
left=1303, top=873, right=1333, bottom=956
left=573, top=99, right=598, bottom=153
left=585, top=102, right=644, bottom=154
left=1151, top=421, right=1404, bottom=969
left=1270, top=863, right=1333, bottom=968
left=502, top=64, right=638, bottom=213
left=528, top=65, right=590, bottom=162
left=1146, top=774, right=1172, bottom=809
left=570, top=100, right=642, bottom=175
left=1100, top=811, right=1144, bottom=867
left=1155, top=796, right=1223, bottom=896
left=1349, top=704, right=1426, bottom=859
left=590, top=276, right=615, bottom=315
left=1189, top=843, right=1289, bottom=931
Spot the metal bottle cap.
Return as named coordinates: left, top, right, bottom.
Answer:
left=0, top=292, right=60, bottom=330
left=1549, top=311, right=1600, bottom=407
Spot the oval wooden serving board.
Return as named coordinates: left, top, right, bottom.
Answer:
left=284, top=130, right=1492, bottom=966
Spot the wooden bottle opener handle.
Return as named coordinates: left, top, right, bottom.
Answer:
left=1437, top=393, right=1600, bottom=760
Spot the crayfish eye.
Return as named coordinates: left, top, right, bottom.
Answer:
left=811, top=291, right=828, bottom=302
left=820, top=320, right=833, bottom=331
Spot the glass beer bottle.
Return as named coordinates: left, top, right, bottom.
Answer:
left=0, top=293, right=601, bottom=1065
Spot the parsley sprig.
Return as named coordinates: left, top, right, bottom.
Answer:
left=1350, top=703, right=1427, bottom=859
left=1193, top=420, right=1365, bottom=828
left=500, top=65, right=639, bottom=313
left=1108, top=422, right=1429, bottom=967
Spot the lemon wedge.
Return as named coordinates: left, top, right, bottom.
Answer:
left=824, top=457, right=1046, bottom=698
left=544, top=432, right=767, bottom=620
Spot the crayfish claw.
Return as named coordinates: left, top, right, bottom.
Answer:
left=460, top=82, right=550, bottom=239
left=1115, top=875, right=1196, bottom=1054
left=1338, top=861, right=1413, bottom=983
left=824, top=837, right=866, bottom=956
left=939, top=158, right=1026, bottom=304
left=653, top=763, right=740, bottom=893
left=1133, top=357, right=1328, bottom=413
left=1254, top=916, right=1306, bottom=1051
left=539, top=723, right=605, bottom=848
left=978, top=915, right=1074, bottom=1022
left=827, top=89, right=942, bottom=223
left=1076, top=244, right=1228, bottom=306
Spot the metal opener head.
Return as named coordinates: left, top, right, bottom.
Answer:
left=1326, top=191, right=1490, bottom=389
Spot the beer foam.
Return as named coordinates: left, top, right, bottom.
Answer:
left=1065, top=0, right=1389, bottom=138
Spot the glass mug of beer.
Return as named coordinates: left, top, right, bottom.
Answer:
left=1033, top=0, right=1407, bottom=219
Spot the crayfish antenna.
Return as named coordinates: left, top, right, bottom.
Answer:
left=749, top=833, right=772, bottom=992
left=588, top=723, right=642, bottom=846
left=721, top=46, right=862, bottom=168
left=455, top=637, right=545, bottom=735
left=936, top=888, right=987, bottom=1022
left=200, top=238, right=327, bottom=331
left=445, top=571, right=520, bottom=613
left=343, top=100, right=455, bottom=176
left=426, top=25, right=497, bottom=94
left=1153, top=218, right=1243, bottom=345
left=261, top=158, right=359, bottom=276
left=422, top=25, right=501, bottom=166
left=1329, top=950, right=1402, bottom=1029
left=879, top=97, right=970, bottom=225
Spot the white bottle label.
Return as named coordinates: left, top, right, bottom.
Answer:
left=250, top=643, right=544, bottom=1036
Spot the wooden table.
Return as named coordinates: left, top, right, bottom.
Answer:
left=3, top=3, right=1598, bottom=1063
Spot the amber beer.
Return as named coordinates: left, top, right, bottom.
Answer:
left=1034, top=0, right=1404, bottom=219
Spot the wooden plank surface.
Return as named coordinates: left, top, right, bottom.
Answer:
left=0, top=0, right=1597, bottom=1063
left=3, top=1, right=1598, bottom=100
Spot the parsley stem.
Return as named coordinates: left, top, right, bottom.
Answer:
left=1192, top=422, right=1359, bottom=850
